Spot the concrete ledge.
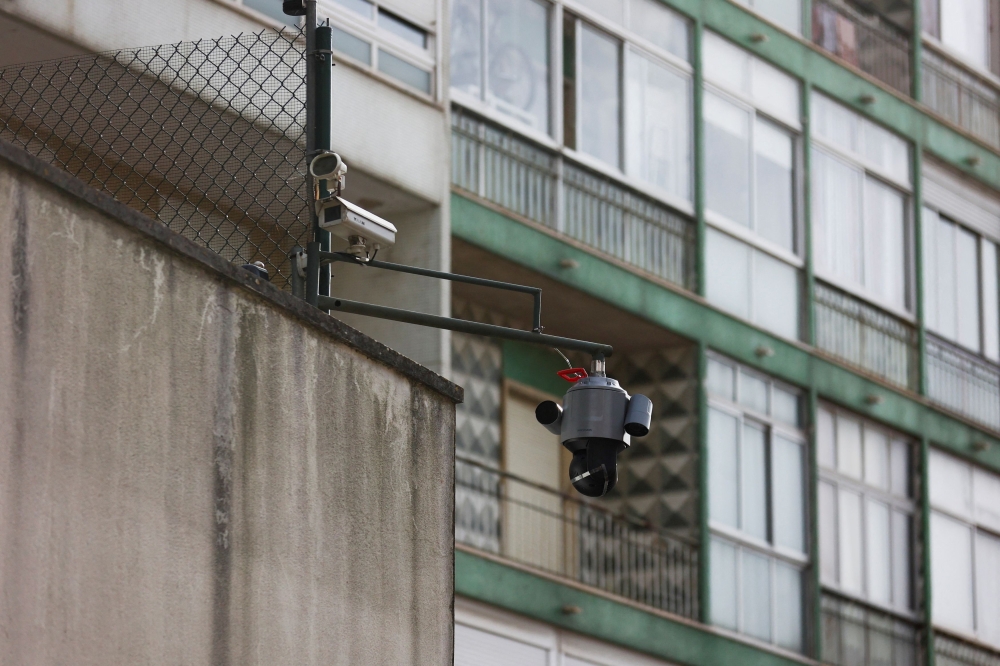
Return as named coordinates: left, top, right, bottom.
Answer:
left=0, top=138, right=462, bottom=403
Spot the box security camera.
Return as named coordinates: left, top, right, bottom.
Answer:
left=318, top=196, right=397, bottom=256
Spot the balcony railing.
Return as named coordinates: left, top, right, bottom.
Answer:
left=936, top=633, right=1000, bottom=666
left=451, top=108, right=696, bottom=291
left=455, top=458, right=700, bottom=620
left=926, top=335, right=1000, bottom=431
left=814, top=281, right=919, bottom=390
left=921, top=46, right=1000, bottom=150
left=821, top=594, right=922, bottom=666
left=812, top=0, right=912, bottom=96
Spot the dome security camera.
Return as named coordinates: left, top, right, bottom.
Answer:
left=535, top=363, right=652, bottom=498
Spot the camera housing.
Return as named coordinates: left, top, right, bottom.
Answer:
left=536, top=375, right=652, bottom=498
left=317, top=197, right=397, bottom=257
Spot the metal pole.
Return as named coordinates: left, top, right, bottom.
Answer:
left=316, top=295, right=613, bottom=357
left=316, top=22, right=333, bottom=303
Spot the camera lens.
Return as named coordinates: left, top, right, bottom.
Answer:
left=568, top=439, right=619, bottom=497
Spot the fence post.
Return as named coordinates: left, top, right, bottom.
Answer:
left=316, top=22, right=333, bottom=303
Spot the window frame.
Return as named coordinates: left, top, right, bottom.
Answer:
left=809, top=97, right=915, bottom=319
left=321, top=0, right=437, bottom=97
left=705, top=353, right=809, bottom=650
left=816, top=404, right=918, bottom=619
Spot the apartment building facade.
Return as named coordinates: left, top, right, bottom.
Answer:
left=2, top=0, right=1000, bottom=664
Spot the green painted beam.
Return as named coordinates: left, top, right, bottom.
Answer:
left=652, top=0, right=1000, bottom=191
left=503, top=340, right=568, bottom=397
left=452, top=193, right=1000, bottom=473
left=456, top=549, right=810, bottom=666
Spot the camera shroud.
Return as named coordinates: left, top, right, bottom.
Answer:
left=536, top=376, right=653, bottom=498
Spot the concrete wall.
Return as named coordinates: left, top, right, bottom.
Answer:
left=0, top=143, right=459, bottom=666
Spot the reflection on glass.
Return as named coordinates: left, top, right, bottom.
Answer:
left=625, top=51, right=691, bottom=201
left=707, top=357, right=735, bottom=400
left=755, top=119, right=794, bottom=251
left=334, top=0, right=374, bottom=18
left=812, top=150, right=863, bottom=286
left=865, top=499, right=891, bottom=604
left=931, top=512, right=975, bottom=632
left=450, top=0, right=481, bottom=96
left=775, top=563, right=803, bottom=651
left=705, top=92, right=751, bottom=227
left=485, top=0, right=550, bottom=131
left=379, top=49, right=431, bottom=92
left=579, top=25, right=621, bottom=166
left=709, top=408, right=740, bottom=528
left=379, top=9, right=427, bottom=48
left=332, top=26, right=372, bottom=64
left=739, top=372, right=768, bottom=414
left=742, top=423, right=768, bottom=540
left=819, top=481, right=838, bottom=584
left=711, top=538, right=739, bottom=629
left=838, top=489, right=863, bottom=594
left=628, top=0, right=689, bottom=59
left=742, top=551, right=772, bottom=642
left=837, top=416, right=863, bottom=479
left=740, top=0, right=802, bottom=34
left=863, top=178, right=906, bottom=309
left=575, top=0, right=625, bottom=23
left=773, top=437, right=804, bottom=552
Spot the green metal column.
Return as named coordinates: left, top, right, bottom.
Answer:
left=803, top=83, right=816, bottom=347
left=911, top=0, right=923, bottom=103
left=801, top=0, right=812, bottom=41
left=316, top=23, right=333, bottom=301
left=914, top=148, right=927, bottom=396
left=808, top=387, right=822, bottom=659
left=693, top=20, right=707, bottom=298
left=697, top=341, right=711, bottom=624
left=921, top=436, right=936, bottom=666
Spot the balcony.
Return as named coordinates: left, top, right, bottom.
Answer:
left=926, top=335, right=1000, bottom=431
left=821, top=594, right=922, bottom=666
left=451, top=108, right=696, bottom=292
left=814, top=281, right=920, bottom=391
left=455, top=457, right=700, bottom=620
left=935, top=632, right=1000, bottom=666
left=921, top=45, right=1000, bottom=150
left=812, top=0, right=912, bottom=96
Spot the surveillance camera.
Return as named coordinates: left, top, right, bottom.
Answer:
left=317, top=196, right=397, bottom=257
left=536, top=375, right=652, bottom=498
left=283, top=0, right=306, bottom=16
left=310, top=151, right=348, bottom=193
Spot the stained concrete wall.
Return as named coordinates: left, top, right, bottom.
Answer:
left=0, top=143, right=459, bottom=665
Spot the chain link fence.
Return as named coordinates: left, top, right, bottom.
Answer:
left=0, top=28, right=310, bottom=289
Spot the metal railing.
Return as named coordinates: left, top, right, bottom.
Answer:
left=926, top=335, right=1000, bottom=431
left=821, top=594, right=922, bottom=666
left=814, top=281, right=919, bottom=390
left=455, top=457, right=700, bottom=619
left=922, top=46, right=1000, bottom=150
left=0, top=29, right=310, bottom=289
left=451, top=108, right=696, bottom=291
left=812, top=0, right=912, bottom=96
left=936, top=633, right=1000, bottom=666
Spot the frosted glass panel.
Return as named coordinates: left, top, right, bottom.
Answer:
left=818, top=407, right=836, bottom=470
left=750, top=57, right=800, bottom=125
left=332, top=26, right=372, bottom=64
left=974, top=467, right=1000, bottom=532
left=710, top=538, right=738, bottom=629
left=742, top=423, right=769, bottom=540
left=891, top=509, right=911, bottom=609
left=739, top=372, right=769, bottom=414
left=864, top=428, right=889, bottom=490
left=755, top=119, right=795, bottom=251
left=753, top=241, right=799, bottom=340
left=705, top=92, right=751, bottom=226
left=863, top=179, right=907, bottom=309
left=772, top=387, right=799, bottom=426
left=773, top=436, right=805, bottom=552
left=812, top=150, right=863, bottom=285
left=932, top=215, right=958, bottom=340
left=742, top=551, right=772, bottom=642
left=575, top=0, right=625, bottom=23
left=703, top=31, right=750, bottom=95
left=774, top=563, right=803, bottom=652
left=862, top=120, right=910, bottom=184
left=890, top=439, right=910, bottom=498
left=819, top=481, right=838, bottom=584
left=865, top=500, right=891, bottom=604
left=709, top=408, right=740, bottom=528
left=929, top=450, right=973, bottom=517
left=956, top=227, right=980, bottom=351
left=812, top=93, right=859, bottom=152
left=454, top=624, right=549, bottom=666
left=706, top=229, right=751, bottom=320
left=975, top=532, right=1000, bottom=647
left=580, top=25, right=621, bottom=166
left=838, top=489, right=864, bottom=594
left=484, top=0, right=550, bottom=132
left=941, top=0, right=988, bottom=69
left=923, top=208, right=941, bottom=335
left=628, top=0, right=689, bottom=59
left=625, top=51, right=691, bottom=201
left=931, top=512, right=975, bottom=633
left=707, top=357, right=735, bottom=400
left=837, top=415, right=863, bottom=479
left=983, top=241, right=999, bottom=361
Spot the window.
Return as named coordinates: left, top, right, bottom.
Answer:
left=924, top=209, right=1000, bottom=361
left=563, top=2, right=692, bottom=201
left=929, top=450, right=1000, bottom=647
left=811, top=92, right=911, bottom=313
left=706, top=354, right=806, bottom=652
left=817, top=405, right=914, bottom=614
left=451, top=0, right=550, bottom=132
left=731, top=0, right=802, bottom=34
left=322, top=0, right=435, bottom=94
left=923, top=0, right=992, bottom=72
left=242, top=0, right=299, bottom=26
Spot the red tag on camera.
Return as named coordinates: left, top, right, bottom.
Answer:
left=557, top=368, right=589, bottom=383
